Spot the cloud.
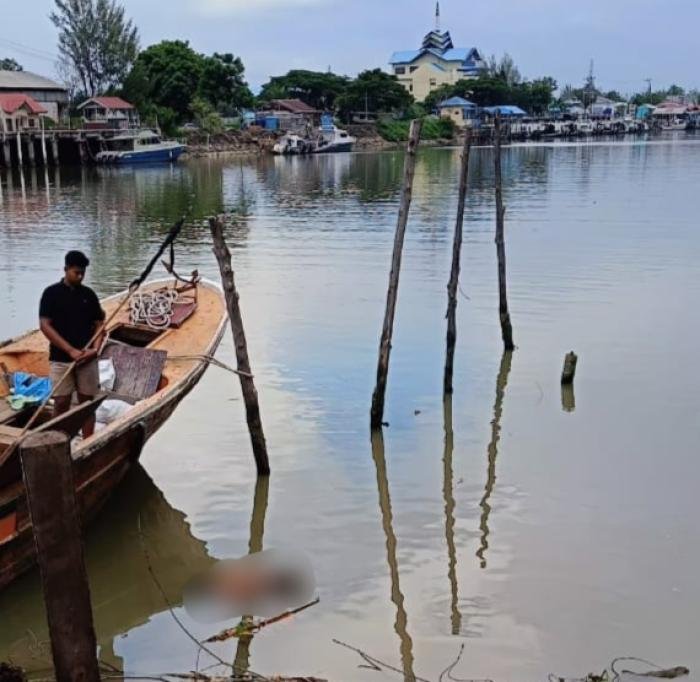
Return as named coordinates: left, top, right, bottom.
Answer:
left=194, top=0, right=332, bottom=15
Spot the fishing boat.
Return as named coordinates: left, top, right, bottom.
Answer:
left=0, top=278, right=226, bottom=589
left=272, top=133, right=315, bottom=155
left=95, top=129, right=186, bottom=164
left=313, top=124, right=356, bottom=154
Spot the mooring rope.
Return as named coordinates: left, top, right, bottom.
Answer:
left=130, top=289, right=179, bottom=329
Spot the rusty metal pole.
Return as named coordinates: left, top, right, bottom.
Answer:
left=20, top=431, right=100, bottom=682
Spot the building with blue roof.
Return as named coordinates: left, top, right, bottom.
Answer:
left=389, top=2, right=485, bottom=103
left=437, top=96, right=478, bottom=128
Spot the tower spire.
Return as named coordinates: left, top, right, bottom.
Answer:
left=435, top=1, right=441, bottom=31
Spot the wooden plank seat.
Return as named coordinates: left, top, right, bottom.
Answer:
left=0, top=395, right=106, bottom=488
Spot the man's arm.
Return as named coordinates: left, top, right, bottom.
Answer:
left=39, top=318, right=84, bottom=362
left=81, top=320, right=106, bottom=362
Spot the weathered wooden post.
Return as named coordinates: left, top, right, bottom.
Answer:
left=1, top=136, right=10, bottom=167
left=444, top=131, right=472, bottom=394
left=493, top=114, right=515, bottom=351
left=51, top=136, right=60, bottom=165
left=561, top=351, right=578, bottom=384
left=40, top=120, right=48, bottom=166
left=27, top=135, right=36, bottom=166
left=15, top=131, right=23, bottom=166
left=20, top=431, right=100, bottom=682
left=370, top=119, right=423, bottom=429
left=209, top=215, right=271, bottom=476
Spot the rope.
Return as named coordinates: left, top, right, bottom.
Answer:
left=167, top=354, right=253, bottom=379
left=130, top=289, right=179, bottom=329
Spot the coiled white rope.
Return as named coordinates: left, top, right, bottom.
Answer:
left=129, top=289, right=179, bottom=329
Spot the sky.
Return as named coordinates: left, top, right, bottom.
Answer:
left=1, top=0, right=697, bottom=95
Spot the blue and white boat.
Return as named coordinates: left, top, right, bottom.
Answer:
left=95, top=129, right=185, bottom=164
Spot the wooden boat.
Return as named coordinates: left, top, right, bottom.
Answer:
left=0, top=278, right=226, bottom=590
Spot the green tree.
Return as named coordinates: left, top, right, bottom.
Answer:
left=50, top=0, right=139, bottom=96
left=190, top=97, right=224, bottom=135
left=0, top=58, right=23, bottom=71
left=335, top=69, right=413, bottom=121
left=197, top=52, right=254, bottom=114
left=259, top=69, right=349, bottom=110
left=123, top=40, right=203, bottom=120
left=484, top=53, right=521, bottom=86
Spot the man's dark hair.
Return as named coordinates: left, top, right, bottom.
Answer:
left=65, top=251, right=90, bottom=269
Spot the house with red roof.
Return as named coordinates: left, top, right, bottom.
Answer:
left=0, top=93, right=48, bottom=133
left=77, top=96, right=140, bottom=130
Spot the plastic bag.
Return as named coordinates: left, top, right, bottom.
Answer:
left=95, top=399, right=131, bottom=425
left=99, top=359, right=116, bottom=391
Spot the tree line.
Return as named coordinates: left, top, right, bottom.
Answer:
left=36, top=0, right=698, bottom=135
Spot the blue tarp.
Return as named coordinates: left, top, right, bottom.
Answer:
left=7, top=372, right=52, bottom=411
left=483, top=105, right=527, bottom=117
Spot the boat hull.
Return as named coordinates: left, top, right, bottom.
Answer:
left=98, top=145, right=186, bottom=164
left=313, top=142, right=354, bottom=154
left=0, top=280, right=226, bottom=590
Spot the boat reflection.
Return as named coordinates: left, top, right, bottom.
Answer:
left=0, top=465, right=214, bottom=673
left=442, top=395, right=461, bottom=635
left=370, top=430, right=416, bottom=682
left=476, top=350, right=513, bottom=569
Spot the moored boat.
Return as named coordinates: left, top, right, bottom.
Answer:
left=95, top=129, right=186, bottom=164
left=0, top=278, right=226, bottom=589
left=313, top=124, right=356, bottom=153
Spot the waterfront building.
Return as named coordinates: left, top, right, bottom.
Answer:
left=590, top=95, right=626, bottom=119
left=78, top=96, right=140, bottom=130
left=0, top=70, right=68, bottom=122
left=389, top=2, right=485, bottom=103
left=437, top=96, right=478, bottom=128
left=0, top=93, right=47, bottom=133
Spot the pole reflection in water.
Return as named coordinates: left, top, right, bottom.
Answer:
left=0, top=465, right=214, bottom=673
left=561, top=383, right=576, bottom=413
left=442, top=395, right=462, bottom=635
left=232, top=475, right=270, bottom=677
left=370, top=430, right=416, bottom=682
left=476, top=351, right=513, bottom=569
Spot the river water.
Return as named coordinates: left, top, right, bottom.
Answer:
left=0, top=136, right=699, bottom=681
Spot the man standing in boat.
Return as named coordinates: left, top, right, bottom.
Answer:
left=39, top=251, right=106, bottom=438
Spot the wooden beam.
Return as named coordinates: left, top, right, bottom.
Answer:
left=494, top=114, right=515, bottom=351
left=20, top=431, right=100, bottom=682
left=209, top=216, right=270, bottom=476
left=444, top=131, right=472, bottom=394
left=370, top=119, right=423, bottom=428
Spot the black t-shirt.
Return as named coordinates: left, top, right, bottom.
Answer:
left=39, top=281, right=106, bottom=362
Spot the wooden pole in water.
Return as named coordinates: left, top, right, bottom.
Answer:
left=561, top=351, right=578, bottom=385
left=15, top=131, right=23, bottom=166
left=444, top=131, right=472, bottom=394
left=370, top=119, right=422, bottom=429
left=493, top=113, right=515, bottom=351
left=209, top=215, right=271, bottom=476
left=20, top=431, right=100, bottom=682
